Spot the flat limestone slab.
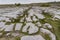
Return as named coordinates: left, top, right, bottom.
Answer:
left=21, top=35, right=45, bottom=40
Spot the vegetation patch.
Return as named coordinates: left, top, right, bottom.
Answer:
left=40, top=3, right=51, bottom=7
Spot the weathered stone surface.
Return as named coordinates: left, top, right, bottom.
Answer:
left=21, top=35, right=45, bottom=40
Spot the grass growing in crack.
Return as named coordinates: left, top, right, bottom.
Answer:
left=1, top=29, right=7, bottom=37
left=15, top=36, right=20, bottom=40
left=35, top=15, right=38, bottom=19
left=20, top=22, right=26, bottom=33
left=13, top=23, right=16, bottom=31
left=40, top=32, right=51, bottom=40
left=44, top=34, right=51, bottom=40
left=42, top=10, right=53, bottom=18
left=5, top=22, right=11, bottom=25
left=39, top=19, right=47, bottom=24
left=20, top=23, right=29, bottom=35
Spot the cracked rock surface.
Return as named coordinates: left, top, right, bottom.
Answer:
left=0, top=6, right=60, bottom=40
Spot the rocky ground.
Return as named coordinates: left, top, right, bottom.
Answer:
left=0, top=5, right=60, bottom=40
